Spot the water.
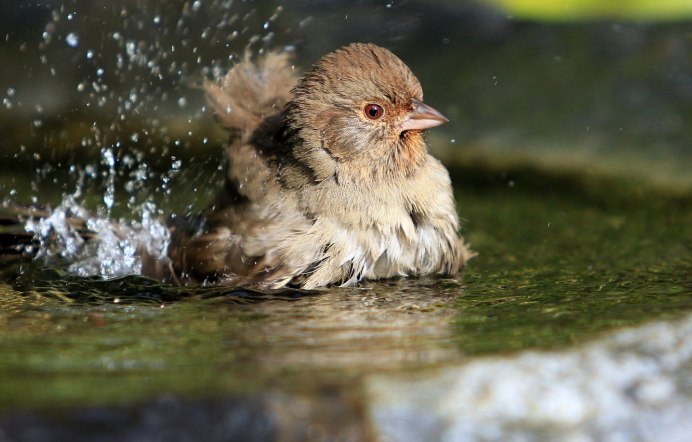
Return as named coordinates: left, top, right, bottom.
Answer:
left=456, top=176, right=691, bottom=353
left=0, top=1, right=691, bottom=439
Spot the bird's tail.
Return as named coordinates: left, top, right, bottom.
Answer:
left=204, top=50, right=298, bottom=134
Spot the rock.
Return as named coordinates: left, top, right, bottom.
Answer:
left=366, top=313, right=692, bottom=441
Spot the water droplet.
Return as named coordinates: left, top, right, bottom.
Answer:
left=103, top=192, right=114, bottom=209
left=126, top=41, right=136, bottom=57
left=86, top=50, right=94, bottom=59
left=6, top=87, right=15, bottom=97
left=65, top=32, right=79, bottom=47
left=102, top=148, right=115, bottom=167
left=177, top=97, right=187, bottom=108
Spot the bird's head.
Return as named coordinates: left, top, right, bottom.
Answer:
left=286, top=43, right=447, bottom=180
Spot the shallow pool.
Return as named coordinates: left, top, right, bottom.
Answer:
left=1, top=160, right=689, bottom=439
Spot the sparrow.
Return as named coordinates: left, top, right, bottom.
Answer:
left=157, top=43, right=472, bottom=289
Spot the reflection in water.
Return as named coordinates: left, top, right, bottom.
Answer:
left=0, top=273, right=466, bottom=410
left=244, top=280, right=463, bottom=373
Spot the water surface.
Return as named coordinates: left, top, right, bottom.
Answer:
left=1, top=163, right=690, bottom=417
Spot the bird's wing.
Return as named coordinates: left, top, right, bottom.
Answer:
left=167, top=50, right=312, bottom=286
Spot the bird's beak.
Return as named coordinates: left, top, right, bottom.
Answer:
left=400, top=99, right=449, bottom=132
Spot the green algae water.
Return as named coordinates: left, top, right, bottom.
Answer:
left=1, top=163, right=690, bottom=415
left=455, top=167, right=691, bottom=353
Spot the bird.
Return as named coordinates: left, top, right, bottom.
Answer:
left=153, top=42, right=472, bottom=289
left=2, top=43, right=472, bottom=289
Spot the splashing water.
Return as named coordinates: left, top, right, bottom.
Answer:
left=25, top=197, right=170, bottom=279
left=24, top=195, right=92, bottom=263
left=8, top=1, right=287, bottom=279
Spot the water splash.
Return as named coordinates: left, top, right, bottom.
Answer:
left=24, top=195, right=91, bottom=262
left=25, top=197, right=170, bottom=279
left=101, top=147, right=117, bottom=212
left=65, top=32, right=79, bottom=47
left=8, top=1, right=287, bottom=279
left=21, top=0, right=287, bottom=206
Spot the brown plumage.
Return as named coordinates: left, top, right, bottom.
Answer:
left=163, top=43, right=472, bottom=289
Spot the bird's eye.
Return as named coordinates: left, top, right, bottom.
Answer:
left=364, top=103, right=384, bottom=120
